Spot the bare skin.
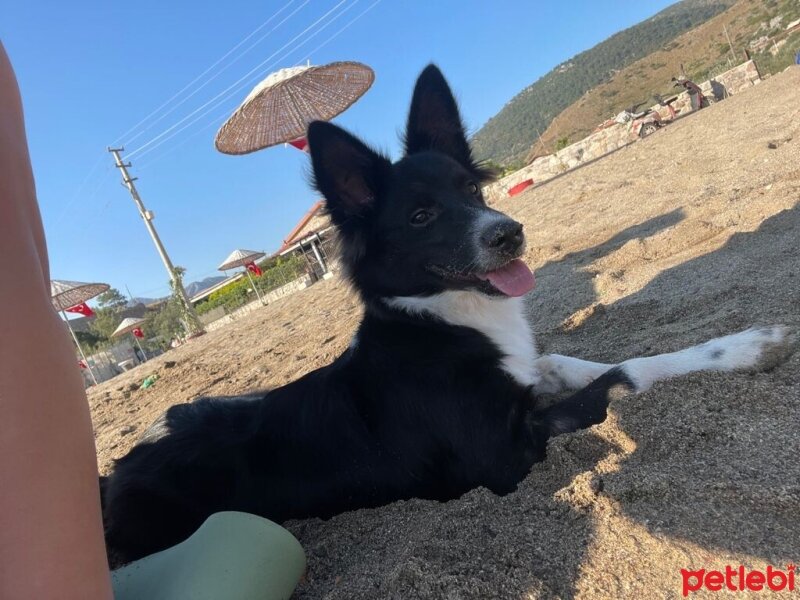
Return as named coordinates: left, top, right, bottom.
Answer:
left=0, top=41, right=113, bottom=599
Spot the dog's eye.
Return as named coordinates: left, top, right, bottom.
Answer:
left=410, top=210, right=432, bottom=226
left=467, top=181, right=479, bottom=195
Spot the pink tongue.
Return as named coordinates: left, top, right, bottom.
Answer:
left=477, top=259, right=536, bottom=297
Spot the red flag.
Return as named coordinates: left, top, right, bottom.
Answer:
left=78, top=360, right=87, bottom=369
left=65, top=302, right=94, bottom=317
left=132, top=327, right=144, bottom=339
left=246, top=262, right=263, bottom=277
left=288, top=137, right=308, bottom=152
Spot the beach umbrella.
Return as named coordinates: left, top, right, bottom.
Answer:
left=112, top=317, right=149, bottom=361
left=51, top=279, right=110, bottom=386
left=218, top=249, right=267, bottom=305
left=215, top=61, right=375, bottom=155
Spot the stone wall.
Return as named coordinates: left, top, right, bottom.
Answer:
left=483, top=61, right=761, bottom=203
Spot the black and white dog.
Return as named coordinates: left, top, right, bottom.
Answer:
left=102, top=65, right=790, bottom=563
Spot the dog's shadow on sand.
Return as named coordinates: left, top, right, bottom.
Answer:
left=525, top=207, right=685, bottom=341
left=515, top=203, right=800, bottom=598
left=290, top=204, right=800, bottom=600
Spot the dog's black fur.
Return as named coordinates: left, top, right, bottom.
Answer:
left=102, top=65, right=632, bottom=563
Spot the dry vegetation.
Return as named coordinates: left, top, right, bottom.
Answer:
left=92, top=68, right=800, bottom=599
left=533, top=0, right=798, bottom=159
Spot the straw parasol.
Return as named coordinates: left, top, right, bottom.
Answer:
left=218, top=249, right=266, bottom=271
left=112, top=317, right=146, bottom=337
left=51, top=279, right=110, bottom=385
left=219, top=249, right=267, bottom=305
left=112, top=317, right=149, bottom=361
left=215, top=61, right=375, bottom=155
left=51, top=280, right=109, bottom=312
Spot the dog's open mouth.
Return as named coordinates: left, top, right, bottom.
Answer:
left=430, top=259, right=536, bottom=297
left=475, top=259, right=536, bottom=296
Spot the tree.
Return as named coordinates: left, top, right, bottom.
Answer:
left=144, top=297, right=185, bottom=350
left=170, top=266, right=204, bottom=337
left=87, top=287, right=127, bottom=347
left=97, top=288, right=127, bottom=310
left=74, top=329, right=105, bottom=353
left=88, top=307, right=122, bottom=343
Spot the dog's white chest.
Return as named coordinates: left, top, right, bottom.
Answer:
left=386, top=292, right=540, bottom=387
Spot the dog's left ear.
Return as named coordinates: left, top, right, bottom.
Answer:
left=404, top=64, right=493, bottom=181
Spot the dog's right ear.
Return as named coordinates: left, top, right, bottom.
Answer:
left=307, top=121, right=391, bottom=224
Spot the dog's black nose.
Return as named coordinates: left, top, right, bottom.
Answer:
left=481, top=220, right=524, bottom=255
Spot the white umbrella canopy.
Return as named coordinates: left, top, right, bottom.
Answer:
left=218, top=249, right=266, bottom=271
left=51, top=280, right=109, bottom=311
left=215, top=61, right=375, bottom=155
left=112, top=317, right=146, bottom=338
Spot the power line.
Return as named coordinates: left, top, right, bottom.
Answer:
left=136, top=116, right=223, bottom=172
left=125, top=0, right=350, bottom=160
left=126, top=0, right=352, bottom=159
left=294, top=0, right=383, bottom=66
left=121, top=0, right=313, bottom=148
left=66, top=0, right=359, bottom=236
left=136, top=0, right=384, bottom=172
left=53, top=151, right=107, bottom=225
left=111, top=0, right=305, bottom=147
left=67, top=0, right=383, bottom=235
left=61, top=3, right=305, bottom=229
left=130, top=0, right=359, bottom=163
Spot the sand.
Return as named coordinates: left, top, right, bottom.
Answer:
left=89, top=66, right=800, bottom=599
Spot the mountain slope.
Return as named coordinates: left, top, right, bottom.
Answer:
left=184, top=276, right=227, bottom=297
left=470, top=0, right=735, bottom=166
left=531, top=0, right=800, bottom=160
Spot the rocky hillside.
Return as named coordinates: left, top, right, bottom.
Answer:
left=530, top=0, right=800, bottom=161
left=470, top=0, right=736, bottom=167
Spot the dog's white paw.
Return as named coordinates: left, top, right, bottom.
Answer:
left=703, top=325, right=794, bottom=372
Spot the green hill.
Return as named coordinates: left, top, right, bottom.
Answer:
left=531, top=0, right=800, bottom=162
left=470, top=0, right=736, bottom=166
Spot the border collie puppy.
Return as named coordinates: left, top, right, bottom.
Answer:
left=102, top=65, right=790, bottom=563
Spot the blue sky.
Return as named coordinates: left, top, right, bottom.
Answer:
left=3, top=0, right=675, bottom=301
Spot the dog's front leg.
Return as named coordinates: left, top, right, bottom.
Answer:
left=533, top=325, right=792, bottom=397
left=538, top=325, right=792, bottom=436
left=533, top=354, right=613, bottom=395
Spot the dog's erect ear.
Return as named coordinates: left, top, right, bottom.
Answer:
left=404, top=64, right=492, bottom=181
left=307, top=121, right=391, bottom=223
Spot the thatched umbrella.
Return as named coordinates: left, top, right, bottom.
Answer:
left=112, top=317, right=148, bottom=361
left=215, top=61, right=374, bottom=155
left=51, top=279, right=110, bottom=385
left=218, top=249, right=267, bottom=305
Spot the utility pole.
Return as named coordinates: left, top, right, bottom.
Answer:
left=722, top=24, right=737, bottom=64
left=108, top=147, right=204, bottom=336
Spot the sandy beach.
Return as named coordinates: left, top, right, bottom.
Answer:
left=90, top=66, right=800, bottom=599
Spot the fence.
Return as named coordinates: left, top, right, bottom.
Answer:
left=202, top=274, right=314, bottom=332
left=196, top=255, right=306, bottom=317
left=79, top=338, right=163, bottom=388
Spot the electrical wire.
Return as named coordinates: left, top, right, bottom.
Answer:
left=67, top=2, right=306, bottom=228
left=130, top=0, right=359, bottom=163
left=53, top=151, right=107, bottom=225
left=110, top=0, right=304, bottom=147
left=125, top=0, right=350, bottom=160
left=136, top=0, right=383, bottom=171
left=293, top=0, right=383, bottom=67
